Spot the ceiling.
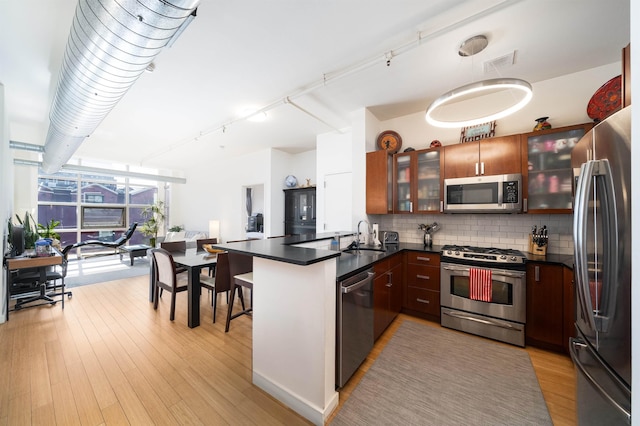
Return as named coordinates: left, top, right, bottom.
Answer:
left=0, top=0, right=630, bottom=174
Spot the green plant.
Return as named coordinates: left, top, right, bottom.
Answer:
left=140, top=201, right=166, bottom=246
left=168, top=225, right=184, bottom=232
left=38, top=219, right=61, bottom=240
left=15, top=211, right=39, bottom=249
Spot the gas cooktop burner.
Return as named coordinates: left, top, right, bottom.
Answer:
left=441, top=245, right=526, bottom=266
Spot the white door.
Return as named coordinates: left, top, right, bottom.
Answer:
left=324, top=172, right=351, bottom=232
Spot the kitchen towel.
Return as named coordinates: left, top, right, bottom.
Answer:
left=469, top=268, right=492, bottom=302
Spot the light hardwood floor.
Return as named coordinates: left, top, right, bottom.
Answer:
left=0, top=274, right=576, bottom=425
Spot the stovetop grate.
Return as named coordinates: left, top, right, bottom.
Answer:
left=441, top=244, right=526, bottom=267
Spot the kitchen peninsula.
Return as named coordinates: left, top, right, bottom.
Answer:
left=214, top=235, right=345, bottom=425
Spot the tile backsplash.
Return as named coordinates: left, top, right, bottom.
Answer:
left=372, top=214, right=574, bottom=255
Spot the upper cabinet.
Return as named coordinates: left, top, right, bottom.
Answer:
left=393, top=147, right=442, bottom=214
left=443, top=135, right=521, bottom=179
left=521, top=123, right=593, bottom=213
left=366, top=150, right=393, bottom=214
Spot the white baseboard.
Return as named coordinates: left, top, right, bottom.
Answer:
left=253, top=370, right=339, bottom=426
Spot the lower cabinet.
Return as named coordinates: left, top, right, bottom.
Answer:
left=526, top=262, right=575, bottom=353
left=403, top=251, right=441, bottom=322
left=373, top=253, right=403, bottom=340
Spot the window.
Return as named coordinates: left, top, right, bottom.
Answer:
left=81, top=206, right=126, bottom=229
left=84, top=192, right=104, bottom=203
left=37, top=168, right=166, bottom=248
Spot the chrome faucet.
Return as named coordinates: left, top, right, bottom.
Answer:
left=356, top=219, right=371, bottom=250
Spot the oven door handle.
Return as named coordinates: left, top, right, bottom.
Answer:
left=443, top=310, right=520, bottom=331
left=441, top=264, right=524, bottom=278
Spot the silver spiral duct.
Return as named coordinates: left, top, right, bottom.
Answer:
left=41, top=0, right=200, bottom=173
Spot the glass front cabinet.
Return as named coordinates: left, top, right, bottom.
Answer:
left=393, top=148, right=442, bottom=214
left=521, top=123, right=593, bottom=213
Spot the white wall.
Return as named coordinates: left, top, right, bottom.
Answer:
left=316, top=130, right=353, bottom=233
left=172, top=147, right=316, bottom=241
left=629, top=0, right=638, bottom=418
left=0, top=83, right=11, bottom=323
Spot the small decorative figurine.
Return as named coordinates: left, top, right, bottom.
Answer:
left=533, top=117, right=552, bottom=131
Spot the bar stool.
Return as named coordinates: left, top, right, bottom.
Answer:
left=225, top=252, right=253, bottom=332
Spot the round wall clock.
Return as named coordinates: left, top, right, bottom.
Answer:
left=284, top=175, right=298, bottom=188
left=376, top=130, right=402, bottom=154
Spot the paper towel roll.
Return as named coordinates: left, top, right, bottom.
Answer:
left=372, top=223, right=381, bottom=246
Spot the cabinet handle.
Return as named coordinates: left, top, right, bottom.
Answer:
left=417, top=274, right=430, bottom=280
left=416, top=256, right=430, bottom=262
left=385, top=283, right=393, bottom=288
left=534, top=265, right=540, bottom=282
left=416, top=298, right=430, bottom=304
left=440, top=200, right=444, bottom=213
left=386, top=271, right=393, bottom=287
left=475, top=162, right=479, bottom=175
left=523, top=198, right=528, bottom=212
left=410, top=201, right=413, bottom=213
left=481, top=162, right=485, bottom=175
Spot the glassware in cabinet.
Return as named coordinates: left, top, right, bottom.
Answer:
left=416, top=149, right=441, bottom=212
left=394, top=153, right=413, bottom=212
left=524, top=123, right=592, bottom=212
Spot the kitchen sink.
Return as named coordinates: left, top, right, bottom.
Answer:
left=342, top=247, right=386, bottom=256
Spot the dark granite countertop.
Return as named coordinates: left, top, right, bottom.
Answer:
left=524, top=252, right=574, bottom=269
left=213, top=233, right=573, bottom=278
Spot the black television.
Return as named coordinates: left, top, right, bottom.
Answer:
left=11, top=225, right=25, bottom=256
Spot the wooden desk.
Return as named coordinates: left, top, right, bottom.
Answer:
left=4, top=253, right=63, bottom=320
left=148, top=249, right=217, bottom=328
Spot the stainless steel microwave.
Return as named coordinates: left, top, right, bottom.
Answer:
left=444, top=173, right=522, bottom=213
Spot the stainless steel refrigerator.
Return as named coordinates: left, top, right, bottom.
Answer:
left=570, top=106, right=631, bottom=424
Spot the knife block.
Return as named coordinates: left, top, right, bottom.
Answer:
left=529, top=235, right=547, bottom=256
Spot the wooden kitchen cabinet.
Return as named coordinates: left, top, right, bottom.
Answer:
left=366, top=150, right=393, bottom=214
left=443, top=135, right=521, bottom=179
left=403, top=251, right=440, bottom=322
left=526, top=262, right=575, bottom=353
left=521, top=123, right=593, bottom=213
left=393, top=147, right=442, bottom=214
left=373, top=253, right=403, bottom=340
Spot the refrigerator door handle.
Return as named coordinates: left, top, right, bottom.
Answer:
left=569, top=338, right=631, bottom=421
left=596, top=159, right=619, bottom=333
left=574, top=161, right=597, bottom=331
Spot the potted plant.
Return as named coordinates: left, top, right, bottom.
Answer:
left=38, top=218, right=62, bottom=249
left=168, top=225, right=184, bottom=232
left=38, top=219, right=61, bottom=239
left=15, top=211, right=39, bottom=249
left=140, top=201, right=166, bottom=247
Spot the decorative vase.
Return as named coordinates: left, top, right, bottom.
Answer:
left=533, top=117, right=552, bottom=131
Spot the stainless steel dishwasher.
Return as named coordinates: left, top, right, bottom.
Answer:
left=336, top=269, right=375, bottom=388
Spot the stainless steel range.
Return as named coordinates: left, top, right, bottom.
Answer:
left=440, top=245, right=527, bottom=347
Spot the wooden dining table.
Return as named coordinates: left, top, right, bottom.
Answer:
left=148, top=248, right=218, bottom=328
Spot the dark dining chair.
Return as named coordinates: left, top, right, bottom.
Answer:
left=196, top=237, right=218, bottom=277
left=196, top=238, right=218, bottom=251
left=199, top=251, right=232, bottom=323
left=160, top=240, right=187, bottom=276
left=225, top=252, right=254, bottom=332
left=160, top=240, right=187, bottom=253
left=149, top=248, right=187, bottom=321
